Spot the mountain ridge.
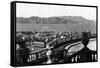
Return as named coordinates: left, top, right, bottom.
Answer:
left=16, top=16, right=96, bottom=24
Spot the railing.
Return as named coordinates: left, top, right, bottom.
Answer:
left=18, top=33, right=97, bottom=65
left=27, top=48, right=47, bottom=63
left=48, top=33, right=96, bottom=48
left=63, top=49, right=97, bottom=63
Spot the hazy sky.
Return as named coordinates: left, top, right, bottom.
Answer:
left=16, top=3, right=96, bottom=20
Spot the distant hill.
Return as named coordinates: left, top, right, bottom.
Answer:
left=16, top=16, right=96, bottom=24
left=16, top=16, right=96, bottom=34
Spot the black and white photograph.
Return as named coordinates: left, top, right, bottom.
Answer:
left=12, top=1, right=97, bottom=66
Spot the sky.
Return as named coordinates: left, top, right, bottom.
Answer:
left=16, top=3, right=96, bottom=20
